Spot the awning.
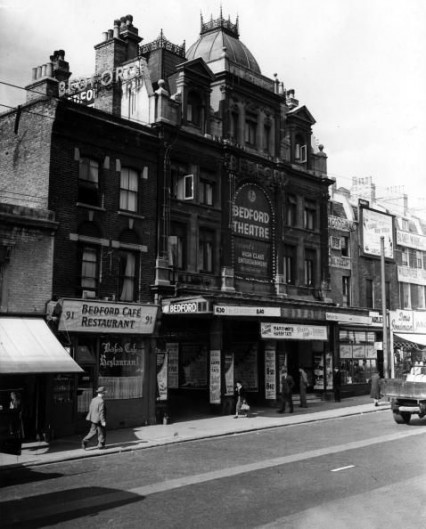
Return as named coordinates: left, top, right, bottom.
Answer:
left=394, top=333, right=426, bottom=350
left=0, top=317, right=84, bottom=374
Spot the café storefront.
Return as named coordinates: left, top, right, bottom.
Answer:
left=390, top=310, right=426, bottom=377
left=57, top=298, right=159, bottom=434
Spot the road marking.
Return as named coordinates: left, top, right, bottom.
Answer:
left=331, top=465, right=355, bottom=472
left=3, top=427, right=426, bottom=525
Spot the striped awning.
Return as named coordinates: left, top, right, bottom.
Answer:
left=0, top=317, right=83, bottom=374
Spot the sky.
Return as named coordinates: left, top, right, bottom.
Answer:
left=1, top=0, right=425, bottom=213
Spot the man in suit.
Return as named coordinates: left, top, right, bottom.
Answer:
left=277, top=367, right=295, bottom=413
left=82, top=386, right=107, bottom=450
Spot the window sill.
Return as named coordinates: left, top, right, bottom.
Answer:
left=76, top=202, right=106, bottom=212
left=117, top=210, right=145, bottom=220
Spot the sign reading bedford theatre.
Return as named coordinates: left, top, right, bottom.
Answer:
left=59, top=299, right=158, bottom=334
left=232, top=184, right=272, bottom=278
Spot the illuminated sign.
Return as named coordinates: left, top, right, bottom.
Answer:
left=214, top=305, right=280, bottom=317
left=163, top=298, right=210, bottom=315
left=59, top=299, right=157, bottom=334
left=261, top=323, right=328, bottom=340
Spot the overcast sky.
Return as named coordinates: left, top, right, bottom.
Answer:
left=1, top=0, right=425, bottom=212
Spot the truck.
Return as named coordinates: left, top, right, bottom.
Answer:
left=382, top=366, right=426, bottom=424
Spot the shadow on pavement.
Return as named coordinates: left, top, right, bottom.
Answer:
left=1, top=485, right=143, bottom=528
left=0, top=465, right=63, bottom=487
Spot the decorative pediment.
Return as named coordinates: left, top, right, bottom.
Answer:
left=176, top=57, right=215, bottom=84
left=288, top=105, right=316, bottom=125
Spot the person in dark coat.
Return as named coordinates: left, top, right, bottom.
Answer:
left=333, top=367, right=341, bottom=402
left=82, top=386, right=107, bottom=449
left=277, top=368, right=294, bottom=413
left=299, top=368, right=308, bottom=408
left=234, top=381, right=247, bottom=418
left=370, top=370, right=382, bottom=407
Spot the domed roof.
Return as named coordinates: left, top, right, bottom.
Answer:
left=186, top=14, right=261, bottom=74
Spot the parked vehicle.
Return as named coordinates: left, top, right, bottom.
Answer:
left=382, top=366, right=426, bottom=424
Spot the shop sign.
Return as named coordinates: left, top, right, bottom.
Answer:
left=224, top=353, right=234, bottom=396
left=328, top=216, right=353, bottom=232
left=414, top=312, right=426, bottom=333
left=166, top=343, right=179, bottom=389
left=209, top=350, right=221, bottom=404
left=398, top=266, right=426, bottom=286
left=232, top=184, right=272, bottom=278
left=389, top=310, right=414, bottom=332
left=59, top=299, right=158, bottom=334
left=261, top=323, right=328, bottom=341
left=397, top=230, right=426, bottom=251
left=163, top=298, right=210, bottom=315
left=214, top=305, right=280, bottom=317
left=361, top=207, right=394, bottom=258
left=264, top=343, right=276, bottom=399
left=326, top=312, right=372, bottom=325
left=329, top=255, right=351, bottom=269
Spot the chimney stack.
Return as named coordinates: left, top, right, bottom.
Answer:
left=25, top=50, right=71, bottom=103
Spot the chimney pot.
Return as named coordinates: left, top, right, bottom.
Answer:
left=102, top=31, right=108, bottom=41
left=41, top=64, right=47, bottom=77
left=113, top=25, right=119, bottom=38
left=32, top=67, right=38, bottom=80
left=108, top=29, right=113, bottom=39
left=46, top=63, right=53, bottom=77
left=37, top=66, right=42, bottom=78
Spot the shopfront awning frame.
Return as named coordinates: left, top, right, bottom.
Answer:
left=0, top=317, right=84, bottom=374
left=394, top=333, right=426, bottom=350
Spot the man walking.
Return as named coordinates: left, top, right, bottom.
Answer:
left=277, top=367, right=294, bottom=413
left=82, top=386, right=107, bottom=450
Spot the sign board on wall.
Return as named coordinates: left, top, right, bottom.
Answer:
left=232, top=184, right=272, bottom=279
left=59, top=299, right=158, bottom=334
left=361, top=207, right=394, bottom=258
left=261, top=323, right=328, bottom=340
left=264, top=342, right=276, bottom=399
left=156, top=350, right=168, bottom=401
left=214, top=305, right=281, bottom=317
left=167, top=343, right=179, bottom=388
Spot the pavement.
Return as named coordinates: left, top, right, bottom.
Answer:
left=0, top=395, right=391, bottom=470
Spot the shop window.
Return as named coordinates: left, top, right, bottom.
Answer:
left=80, top=246, right=99, bottom=296
left=180, top=344, right=208, bottom=388
left=120, top=167, right=139, bottom=212
left=98, top=338, right=145, bottom=399
left=78, top=158, right=99, bottom=206
left=198, top=229, right=214, bottom=273
left=304, top=249, right=315, bottom=286
left=245, top=114, right=257, bottom=146
left=187, top=91, right=202, bottom=127
left=199, top=177, right=215, bottom=206
left=338, top=330, right=378, bottom=385
left=304, top=200, right=316, bottom=230
left=285, top=194, right=297, bottom=226
left=118, top=250, right=137, bottom=301
left=366, top=279, right=374, bottom=308
left=283, top=245, right=296, bottom=284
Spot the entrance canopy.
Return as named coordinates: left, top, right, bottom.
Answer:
left=394, top=333, right=426, bottom=350
left=0, top=317, right=83, bottom=374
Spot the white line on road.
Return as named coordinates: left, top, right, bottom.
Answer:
left=330, top=465, right=355, bottom=472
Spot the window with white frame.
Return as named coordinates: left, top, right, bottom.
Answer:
left=78, top=158, right=99, bottom=206
left=120, top=167, right=139, bottom=212
left=295, top=135, right=307, bottom=163
left=80, top=246, right=98, bottom=294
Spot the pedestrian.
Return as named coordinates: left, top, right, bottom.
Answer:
left=82, top=386, right=107, bottom=450
left=9, top=391, right=24, bottom=438
left=333, top=367, right=341, bottom=402
left=234, top=380, right=247, bottom=418
left=277, top=367, right=294, bottom=413
left=299, top=368, right=308, bottom=408
left=370, top=370, right=382, bottom=407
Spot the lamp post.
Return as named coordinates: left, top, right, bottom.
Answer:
left=381, top=236, right=390, bottom=378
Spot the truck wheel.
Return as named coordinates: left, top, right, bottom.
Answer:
left=393, top=411, right=411, bottom=424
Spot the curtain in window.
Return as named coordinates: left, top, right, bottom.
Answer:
left=120, top=252, right=136, bottom=301
left=120, top=169, right=138, bottom=211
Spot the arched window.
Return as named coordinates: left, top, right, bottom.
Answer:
left=187, top=91, right=202, bottom=127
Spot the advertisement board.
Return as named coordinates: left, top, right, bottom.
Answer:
left=361, top=207, right=394, bottom=258
left=209, top=350, right=221, bottom=404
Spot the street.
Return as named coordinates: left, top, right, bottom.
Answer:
left=1, top=411, right=426, bottom=528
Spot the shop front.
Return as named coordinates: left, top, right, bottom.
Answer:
left=0, top=316, right=83, bottom=450
left=327, top=311, right=383, bottom=397
left=390, top=310, right=426, bottom=377
left=57, top=298, right=159, bottom=434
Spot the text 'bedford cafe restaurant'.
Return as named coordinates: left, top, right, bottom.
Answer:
left=56, top=299, right=159, bottom=435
